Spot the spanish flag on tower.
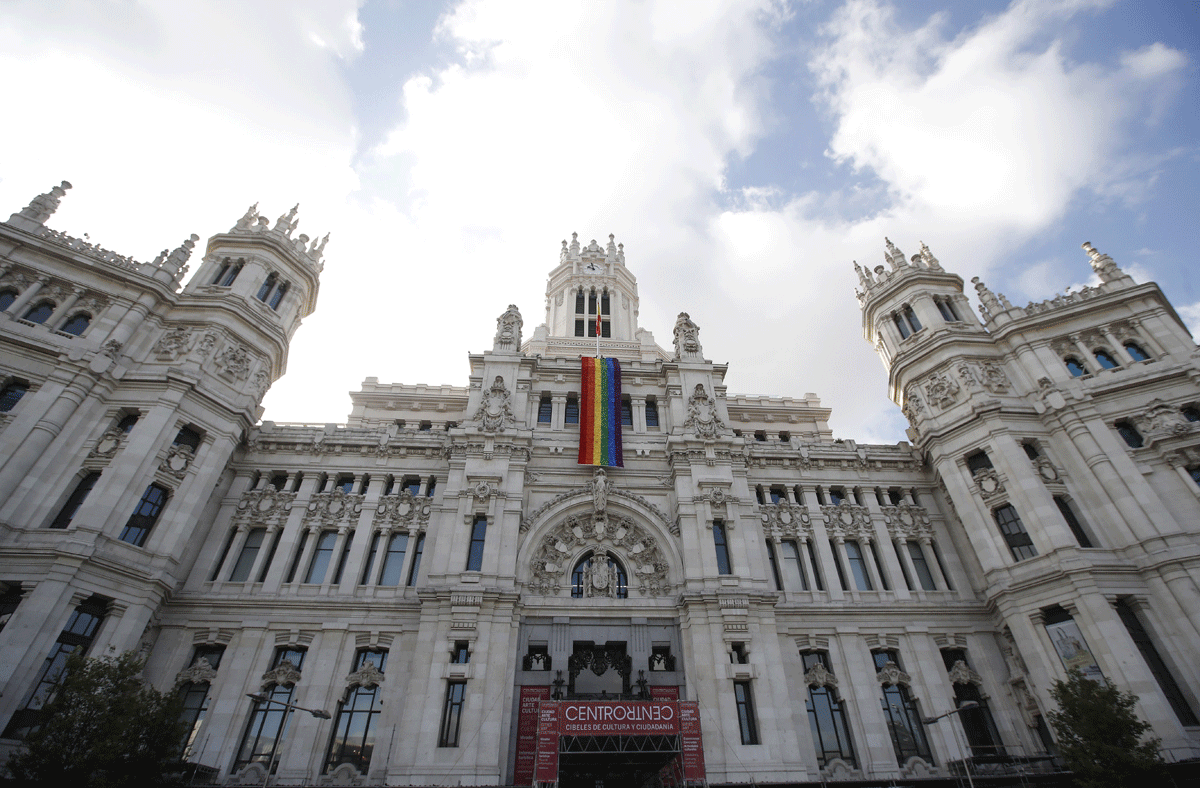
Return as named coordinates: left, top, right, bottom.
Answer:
left=578, top=355, right=623, bottom=467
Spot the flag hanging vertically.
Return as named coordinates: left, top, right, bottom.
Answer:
left=578, top=356, right=624, bottom=467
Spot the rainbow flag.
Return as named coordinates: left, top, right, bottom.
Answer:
left=578, top=357, right=623, bottom=467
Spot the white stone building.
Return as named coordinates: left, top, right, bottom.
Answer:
left=1, top=183, right=1198, bottom=786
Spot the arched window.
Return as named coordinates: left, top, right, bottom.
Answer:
left=58, top=313, right=91, bottom=336
left=571, top=551, right=628, bottom=598
left=1115, top=420, right=1144, bottom=449
left=1124, top=342, right=1150, bottom=362
left=0, top=289, right=17, bottom=312
left=22, top=301, right=55, bottom=324
left=1064, top=357, right=1088, bottom=377
left=255, top=273, right=278, bottom=302
left=1183, top=406, right=1200, bottom=423
left=0, top=381, right=29, bottom=413
left=216, top=261, right=243, bottom=286
left=267, top=281, right=288, bottom=310
left=1094, top=349, right=1119, bottom=369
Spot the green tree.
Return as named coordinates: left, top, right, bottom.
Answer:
left=6, top=650, right=186, bottom=787
left=1047, top=668, right=1167, bottom=788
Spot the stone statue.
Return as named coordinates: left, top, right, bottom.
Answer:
left=494, top=304, right=523, bottom=352
left=673, top=313, right=702, bottom=360
left=591, top=468, right=611, bottom=515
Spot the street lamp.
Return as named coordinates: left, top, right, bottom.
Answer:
left=245, top=693, right=332, bottom=787
left=922, top=701, right=979, bottom=788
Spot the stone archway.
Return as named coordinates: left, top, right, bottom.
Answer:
left=527, top=511, right=671, bottom=597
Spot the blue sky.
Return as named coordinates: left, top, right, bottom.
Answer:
left=1, top=0, right=1195, bottom=443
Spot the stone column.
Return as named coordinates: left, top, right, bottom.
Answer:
left=4, top=276, right=46, bottom=317
left=46, top=287, right=84, bottom=328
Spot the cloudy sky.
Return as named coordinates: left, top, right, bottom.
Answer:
left=1, top=0, right=1195, bottom=443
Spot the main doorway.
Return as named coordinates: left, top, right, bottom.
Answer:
left=557, top=735, right=681, bottom=788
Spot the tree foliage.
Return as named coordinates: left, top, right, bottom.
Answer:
left=6, top=650, right=186, bottom=788
left=1047, top=668, right=1166, bottom=788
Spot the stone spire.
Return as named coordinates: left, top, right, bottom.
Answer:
left=1082, top=241, right=1127, bottom=284
left=8, top=180, right=72, bottom=231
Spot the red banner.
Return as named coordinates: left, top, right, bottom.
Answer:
left=559, top=701, right=680, bottom=736
left=514, top=687, right=550, bottom=786
left=650, top=685, right=679, bottom=700
left=679, top=702, right=706, bottom=781
left=533, top=702, right=560, bottom=783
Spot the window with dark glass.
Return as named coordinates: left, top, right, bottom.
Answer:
left=565, top=396, right=579, bottom=424
left=268, top=282, right=288, bottom=311
left=649, top=645, right=674, bottom=672
left=1183, top=406, right=1200, bottom=423
left=965, top=450, right=993, bottom=474
left=466, top=516, right=487, bottom=571
left=894, top=312, right=912, bottom=339
left=734, top=681, right=760, bottom=745
left=234, top=647, right=306, bottom=772
left=713, top=521, right=732, bottom=575
left=781, top=540, right=808, bottom=590
left=426, top=476, right=437, bottom=497
left=621, top=396, right=633, bottom=426
left=213, top=261, right=243, bottom=286
left=331, top=533, right=353, bottom=585
left=117, top=413, right=139, bottom=433
left=361, top=533, right=381, bottom=584
left=22, top=301, right=54, bottom=324
left=844, top=540, right=873, bottom=590
left=907, top=541, right=937, bottom=590
left=50, top=471, right=101, bottom=529
left=1115, top=420, right=1144, bottom=448
left=285, top=531, right=309, bottom=583
left=303, top=530, right=338, bottom=583
left=379, top=532, right=408, bottom=586
left=807, top=542, right=825, bottom=590
left=993, top=504, right=1036, bottom=561
left=3, top=595, right=107, bottom=739
left=873, top=650, right=933, bottom=765
left=58, top=313, right=91, bottom=336
left=1053, top=496, right=1093, bottom=548
left=438, top=681, right=466, bottom=747
left=1064, top=356, right=1088, bottom=377
left=1124, top=342, right=1150, bottom=362
left=830, top=539, right=849, bottom=590
left=255, top=272, right=277, bottom=302
left=335, top=475, right=355, bottom=494
left=802, top=651, right=856, bottom=767
left=766, top=541, right=783, bottom=590
left=537, top=395, right=552, bottom=424
left=939, top=649, right=1004, bottom=756
left=119, top=483, right=170, bottom=547
left=0, top=584, right=23, bottom=633
left=645, top=398, right=659, bottom=427
left=325, top=650, right=387, bottom=773
left=229, top=528, right=267, bottom=581
left=769, top=485, right=787, bottom=504
left=0, top=381, right=29, bottom=412
left=451, top=641, right=470, bottom=664
left=0, top=289, right=17, bottom=311
left=402, top=476, right=421, bottom=496
left=1115, top=599, right=1199, bottom=726
left=178, top=645, right=225, bottom=759
left=174, top=426, right=202, bottom=451
left=407, top=533, right=425, bottom=586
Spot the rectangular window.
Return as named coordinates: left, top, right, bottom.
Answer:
left=0, top=585, right=23, bottom=634
left=234, top=648, right=307, bottom=772
left=426, top=476, right=437, bottom=497
left=378, top=533, right=408, bottom=586
left=844, top=540, right=873, bottom=590
left=869, top=541, right=889, bottom=590
left=119, top=483, right=170, bottom=547
left=178, top=645, right=225, bottom=759
left=1054, top=495, right=1094, bottom=548
left=781, top=540, right=808, bottom=590
left=802, top=651, right=855, bottom=767
left=2, top=596, right=107, bottom=739
left=50, top=471, right=101, bottom=529
left=438, top=682, right=466, bottom=747
left=466, top=516, right=487, bottom=571
left=621, top=396, right=633, bottom=426
left=402, top=476, right=421, bottom=496
left=285, top=531, right=309, bottom=583
left=361, top=533, right=381, bottom=584
left=174, top=426, right=202, bottom=451
left=229, top=528, right=266, bottom=582
left=993, top=504, right=1037, bottom=561
left=872, top=650, right=933, bottom=765
left=713, top=521, right=732, bottom=575
left=807, top=542, right=825, bottom=590
left=407, top=533, right=425, bottom=586
left=1115, top=599, right=1199, bottom=726
left=451, top=641, right=470, bottom=664
left=830, top=540, right=849, bottom=590
left=305, top=530, right=338, bottom=583
left=537, top=395, right=553, bottom=424
left=645, top=399, right=659, bottom=428
left=907, top=541, right=937, bottom=590
left=766, top=541, right=783, bottom=590
left=258, top=530, right=281, bottom=583
left=325, top=650, right=387, bottom=773
left=331, top=533, right=353, bottom=584
left=565, top=396, right=579, bottom=424
left=733, top=681, right=759, bottom=745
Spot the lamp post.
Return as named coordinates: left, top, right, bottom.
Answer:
left=922, top=700, right=979, bottom=788
left=245, top=693, right=331, bottom=787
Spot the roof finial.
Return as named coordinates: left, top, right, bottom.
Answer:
left=884, top=237, right=906, bottom=269
left=1081, top=241, right=1124, bottom=283
left=9, top=180, right=72, bottom=228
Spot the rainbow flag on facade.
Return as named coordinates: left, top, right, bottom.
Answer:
left=578, top=356, right=623, bottom=467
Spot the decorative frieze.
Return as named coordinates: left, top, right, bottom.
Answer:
left=758, top=502, right=812, bottom=541
left=304, top=490, right=364, bottom=526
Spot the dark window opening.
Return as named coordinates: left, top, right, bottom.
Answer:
left=324, top=650, right=386, bottom=773
left=802, top=651, right=855, bottom=767
left=59, top=313, right=91, bottom=336
left=713, top=521, right=732, bottom=575
left=1054, top=496, right=1093, bottom=548
left=174, top=427, right=202, bottom=451
left=1115, top=599, right=1199, bottom=726
left=50, top=471, right=101, bottom=529
left=993, top=504, right=1036, bottom=561
left=537, top=395, right=553, bottom=424
left=1094, top=349, right=1119, bottom=369
left=1065, top=356, right=1088, bottom=377
left=1124, top=342, right=1150, bottom=362
left=407, top=533, right=425, bottom=586
left=119, top=483, right=170, bottom=547
left=1115, top=420, right=1144, bottom=448
left=22, top=301, right=55, bottom=324
left=965, top=450, right=993, bottom=473
left=438, top=682, right=466, bottom=747
left=565, top=396, right=579, bottom=424
left=1, top=382, right=30, bottom=412
left=304, top=530, right=338, bottom=583
left=451, top=641, right=470, bottom=664
left=570, top=551, right=628, bottom=599
left=466, top=516, right=487, bottom=571
left=621, top=396, right=633, bottom=426
left=734, top=681, right=759, bottom=745
left=645, top=399, right=659, bottom=428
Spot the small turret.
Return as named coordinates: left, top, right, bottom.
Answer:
left=7, top=181, right=72, bottom=233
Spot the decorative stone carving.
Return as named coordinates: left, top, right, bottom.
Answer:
left=980, top=362, right=1010, bottom=393
left=250, top=370, right=271, bottom=399
left=473, top=375, right=514, bottom=432
left=196, top=332, right=217, bottom=358
left=10, top=181, right=71, bottom=225
left=214, top=344, right=252, bottom=381
left=673, top=313, right=703, bottom=360
left=345, top=661, right=385, bottom=689
left=1082, top=241, right=1124, bottom=283
left=758, top=502, right=813, bottom=540
left=821, top=504, right=873, bottom=542
left=472, top=480, right=494, bottom=501
left=176, top=657, right=218, bottom=685
left=579, top=547, right=622, bottom=598
left=373, top=490, right=432, bottom=529
left=804, top=662, right=838, bottom=688
left=876, top=660, right=911, bottom=687
left=972, top=467, right=1004, bottom=499
left=160, top=444, right=194, bottom=479
left=493, top=304, right=523, bottom=352
left=971, top=277, right=1000, bottom=321
left=1134, top=400, right=1191, bottom=438
left=684, top=384, right=723, bottom=439
left=100, top=339, right=123, bottom=359
left=957, top=362, right=982, bottom=391
left=260, top=659, right=302, bottom=689
left=947, top=659, right=983, bottom=687
left=88, top=428, right=125, bottom=460
left=590, top=468, right=611, bottom=516
left=153, top=326, right=192, bottom=360
left=528, top=512, right=670, bottom=597
left=923, top=372, right=960, bottom=409
left=1033, top=456, right=1059, bottom=481
left=235, top=487, right=296, bottom=527
left=304, top=490, right=364, bottom=526
left=880, top=504, right=932, bottom=540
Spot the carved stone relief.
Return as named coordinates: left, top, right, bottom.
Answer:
left=924, top=372, right=960, bottom=409
left=684, top=384, right=723, bottom=439
left=214, top=343, right=252, bottom=381
left=673, top=312, right=702, bottom=360
left=971, top=468, right=1005, bottom=500
left=759, top=502, right=813, bottom=541
left=876, top=661, right=911, bottom=687
left=159, top=444, right=195, bottom=479
left=493, top=304, right=523, bottom=351
left=153, top=326, right=192, bottom=360
left=821, top=504, right=874, bottom=542
left=372, top=490, right=432, bottom=530
left=304, top=490, right=364, bottom=526
left=528, top=512, right=670, bottom=597
left=473, top=375, right=515, bottom=432
left=260, top=659, right=302, bottom=689
left=235, top=487, right=296, bottom=527
left=880, top=504, right=932, bottom=540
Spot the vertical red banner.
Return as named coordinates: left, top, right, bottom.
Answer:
left=533, top=701, right=560, bottom=784
left=679, top=701, right=706, bottom=781
left=514, top=687, right=551, bottom=786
